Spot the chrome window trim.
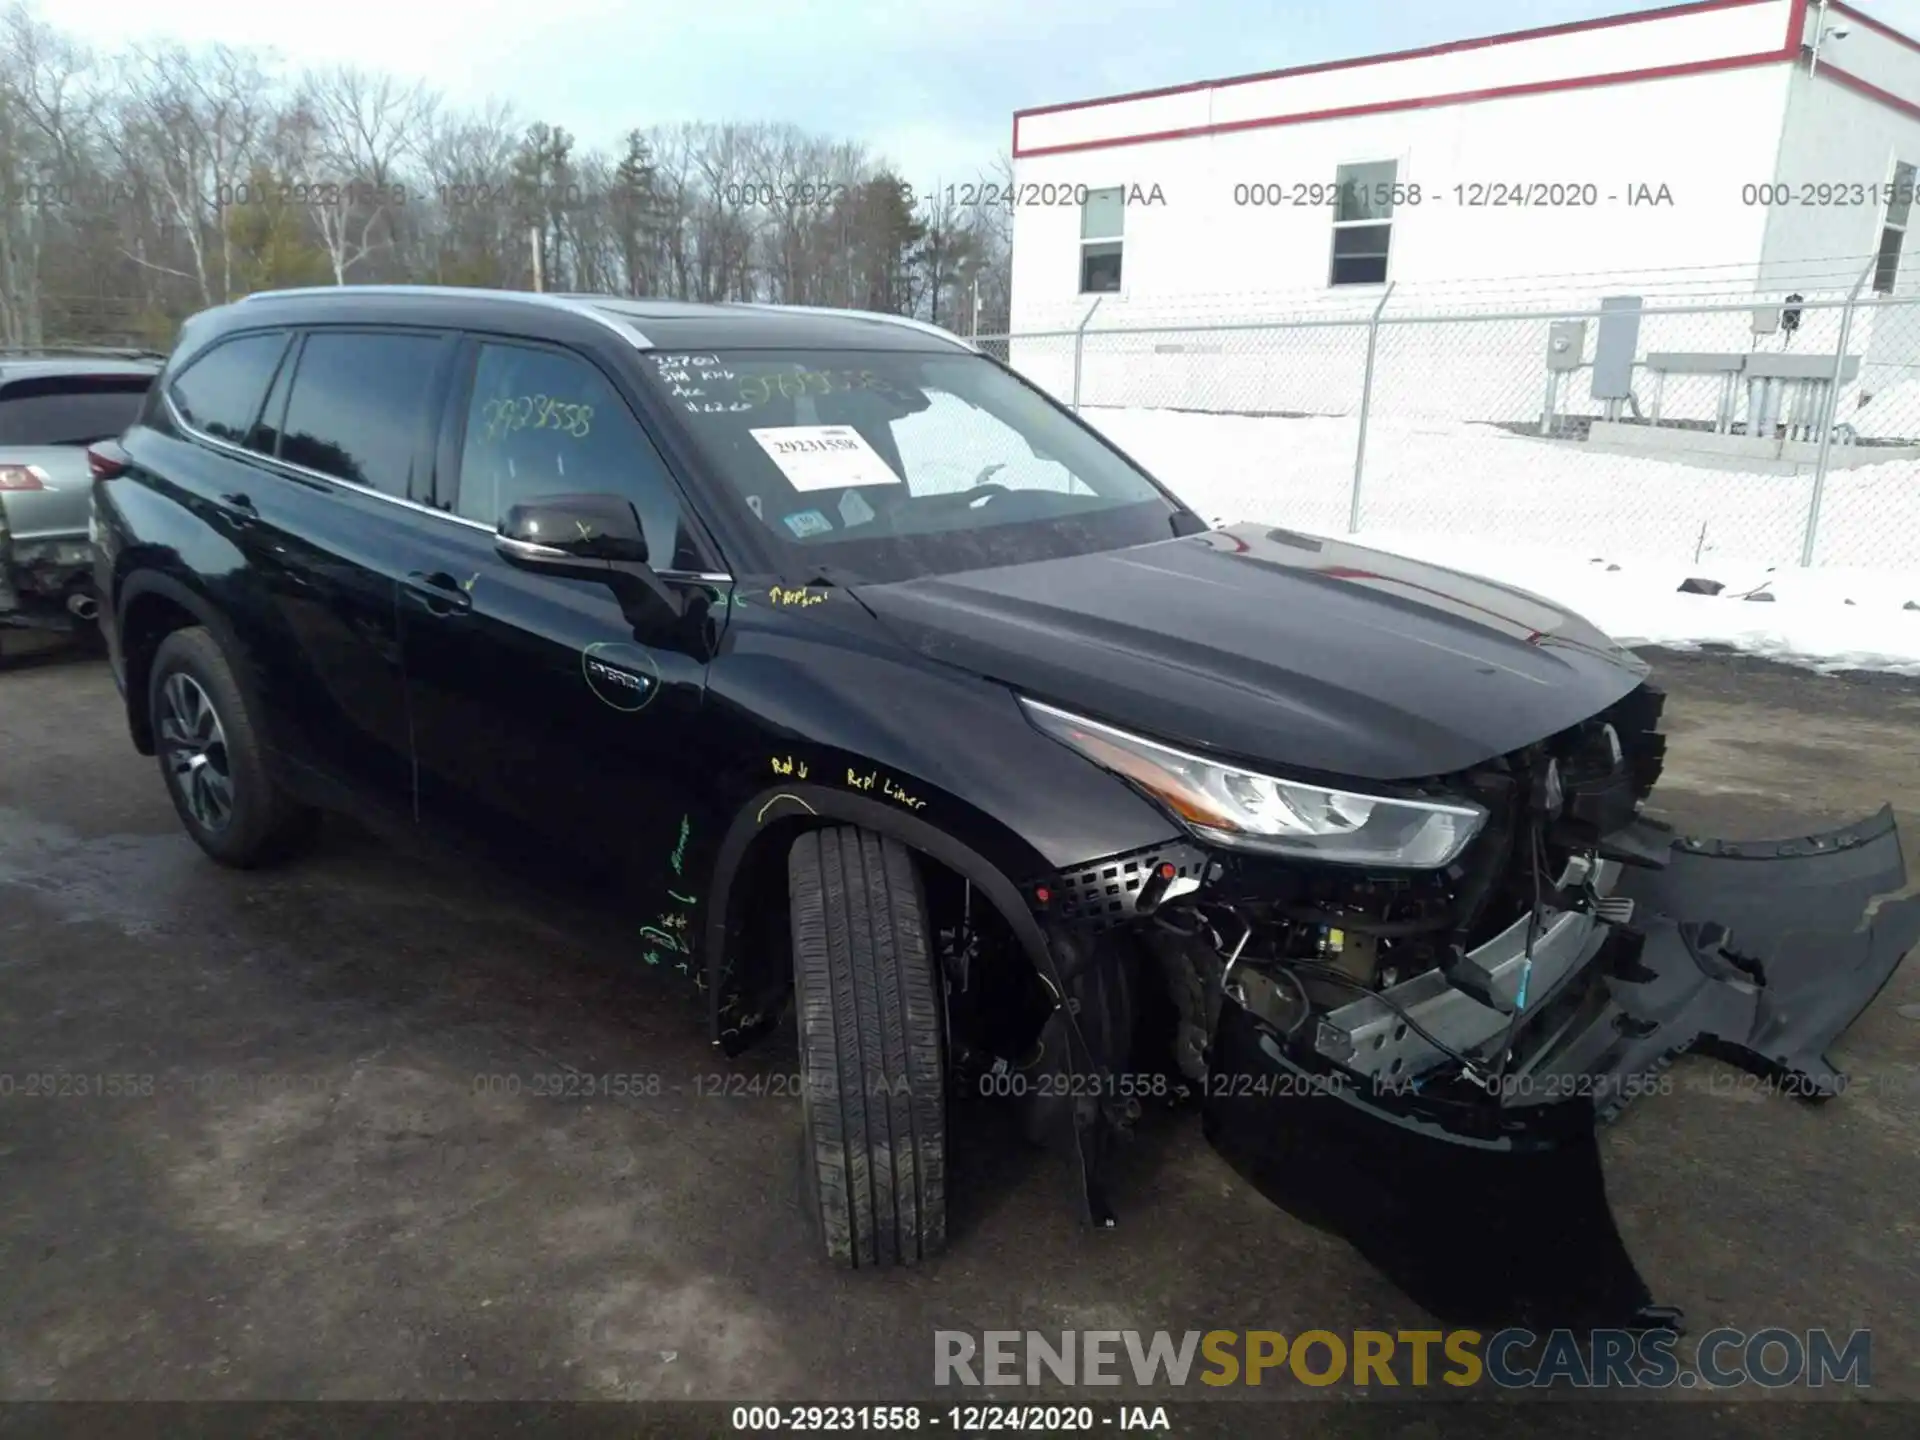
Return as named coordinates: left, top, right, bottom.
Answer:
left=162, top=391, right=733, bottom=585
left=241, top=285, right=654, bottom=349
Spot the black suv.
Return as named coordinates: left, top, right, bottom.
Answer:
left=91, top=286, right=1920, bottom=1327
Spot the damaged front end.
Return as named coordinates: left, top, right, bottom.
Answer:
left=1022, top=683, right=1920, bottom=1329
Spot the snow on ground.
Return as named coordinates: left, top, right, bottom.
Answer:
left=1332, top=531, right=1920, bottom=678
left=1078, top=405, right=1920, bottom=676
left=1850, top=373, right=1920, bottom=440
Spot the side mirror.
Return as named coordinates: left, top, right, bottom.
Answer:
left=496, top=492, right=650, bottom=571
left=494, top=491, right=685, bottom=626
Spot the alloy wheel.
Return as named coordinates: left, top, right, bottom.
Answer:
left=158, top=671, right=235, bottom=832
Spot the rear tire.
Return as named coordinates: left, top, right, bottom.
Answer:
left=789, top=827, right=948, bottom=1268
left=149, top=626, right=319, bottom=868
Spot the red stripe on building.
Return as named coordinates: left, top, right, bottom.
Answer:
left=1014, top=0, right=1779, bottom=123
left=1015, top=51, right=1796, bottom=159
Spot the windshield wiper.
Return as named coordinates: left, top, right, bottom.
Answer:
left=912, top=482, right=1011, bottom=512
left=771, top=563, right=880, bottom=618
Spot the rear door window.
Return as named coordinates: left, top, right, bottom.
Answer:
left=0, top=375, right=154, bottom=446
left=167, top=331, right=289, bottom=443
left=279, top=330, right=448, bottom=498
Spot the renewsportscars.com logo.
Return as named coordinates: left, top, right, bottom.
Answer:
left=933, top=1328, right=1872, bottom=1390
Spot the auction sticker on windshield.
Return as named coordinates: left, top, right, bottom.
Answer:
left=750, top=425, right=902, bottom=491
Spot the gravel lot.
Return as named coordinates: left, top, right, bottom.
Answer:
left=3, top=639, right=1918, bottom=1432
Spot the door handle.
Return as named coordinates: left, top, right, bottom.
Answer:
left=404, top=569, right=473, bottom=617
left=218, top=492, right=258, bottom=526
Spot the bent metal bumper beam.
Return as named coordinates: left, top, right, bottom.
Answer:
left=1203, top=805, right=1920, bottom=1329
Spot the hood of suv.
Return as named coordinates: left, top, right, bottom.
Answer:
left=854, top=523, right=1649, bottom=781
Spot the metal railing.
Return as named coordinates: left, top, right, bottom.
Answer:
left=978, top=286, right=1920, bottom=572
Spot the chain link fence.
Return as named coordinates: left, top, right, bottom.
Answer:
left=984, top=287, right=1920, bottom=572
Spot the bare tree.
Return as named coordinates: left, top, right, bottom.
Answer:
left=0, top=4, right=1005, bottom=342
left=116, top=40, right=275, bottom=306
left=916, top=182, right=983, bottom=329
left=682, top=123, right=757, bottom=302
left=290, top=65, right=432, bottom=285
left=413, top=99, right=522, bottom=286
left=513, top=121, right=577, bottom=292
left=959, top=152, right=1016, bottom=332
left=0, top=3, right=103, bottom=343
left=648, top=123, right=705, bottom=301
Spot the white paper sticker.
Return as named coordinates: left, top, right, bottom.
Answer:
left=749, top=425, right=902, bottom=492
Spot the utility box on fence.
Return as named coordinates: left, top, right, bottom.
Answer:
left=1546, top=320, right=1586, bottom=371
left=1591, top=295, right=1643, bottom=400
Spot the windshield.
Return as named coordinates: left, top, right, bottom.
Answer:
left=638, top=348, right=1185, bottom=582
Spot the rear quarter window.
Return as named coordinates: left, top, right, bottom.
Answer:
left=167, top=331, right=291, bottom=443
left=0, top=376, right=154, bottom=446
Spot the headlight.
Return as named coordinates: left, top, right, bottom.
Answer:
left=1020, top=698, right=1487, bottom=868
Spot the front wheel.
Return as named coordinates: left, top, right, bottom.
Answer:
left=789, top=827, right=948, bottom=1267
left=149, top=626, right=319, bottom=868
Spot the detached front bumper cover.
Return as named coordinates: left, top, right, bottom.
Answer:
left=1204, top=805, right=1920, bottom=1330
left=1604, top=806, right=1920, bottom=1095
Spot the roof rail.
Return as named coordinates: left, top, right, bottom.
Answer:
left=239, top=285, right=653, bottom=348
left=721, top=302, right=978, bottom=351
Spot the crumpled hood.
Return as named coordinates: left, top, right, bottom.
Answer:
left=853, top=523, right=1649, bottom=781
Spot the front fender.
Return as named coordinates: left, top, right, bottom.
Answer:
left=690, top=602, right=1185, bottom=1050
left=702, top=782, right=1064, bottom=1051
left=709, top=604, right=1184, bottom=868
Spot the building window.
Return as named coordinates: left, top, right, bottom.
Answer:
left=1329, top=159, right=1397, bottom=287
left=1079, top=186, right=1123, bottom=294
left=1874, top=161, right=1914, bottom=295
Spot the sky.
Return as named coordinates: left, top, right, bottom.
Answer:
left=44, top=0, right=1920, bottom=185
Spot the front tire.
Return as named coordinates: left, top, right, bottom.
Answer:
left=149, top=626, right=318, bottom=868
left=789, top=827, right=948, bottom=1268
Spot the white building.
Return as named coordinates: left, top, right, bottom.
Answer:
left=1003, top=0, right=1920, bottom=429
left=1009, top=0, right=1920, bottom=325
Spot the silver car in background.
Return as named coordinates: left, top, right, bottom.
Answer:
left=0, top=349, right=160, bottom=644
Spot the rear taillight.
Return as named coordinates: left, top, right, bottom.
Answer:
left=0, top=463, right=48, bottom=491
left=86, top=441, right=131, bottom=481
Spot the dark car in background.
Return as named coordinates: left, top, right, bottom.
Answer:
left=0, top=349, right=161, bottom=645
left=87, top=286, right=1920, bottom=1330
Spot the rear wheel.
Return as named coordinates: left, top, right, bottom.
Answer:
left=149, top=626, right=319, bottom=867
left=789, top=827, right=948, bottom=1267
